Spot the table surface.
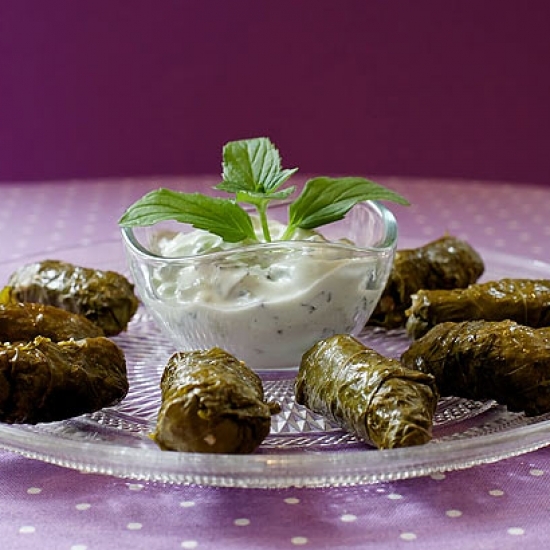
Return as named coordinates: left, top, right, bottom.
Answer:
left=1, top=176, right=550, bottom=550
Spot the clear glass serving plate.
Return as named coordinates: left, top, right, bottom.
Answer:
left=0, top=240, right=549, bottom=488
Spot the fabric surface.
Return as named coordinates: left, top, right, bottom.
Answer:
left=0, top=176, right=549, bottom=550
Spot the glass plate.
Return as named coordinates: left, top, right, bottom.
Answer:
left=1, top=240, right=550, bottom=489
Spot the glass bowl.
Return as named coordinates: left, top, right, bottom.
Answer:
left=120, top=200, right=397, bottom=370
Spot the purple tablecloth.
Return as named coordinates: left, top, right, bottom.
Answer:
left=1, top=176, right=549, bottom=550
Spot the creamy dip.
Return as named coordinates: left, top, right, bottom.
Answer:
left=144, top=219, right=383, bottom=370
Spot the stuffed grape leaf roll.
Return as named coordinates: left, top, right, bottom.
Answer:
left=368, top=235, right=484, bottom=329
left=7, top=259, right=139, bottom=336
left=401, top=320, right=550, bottom=416
left=0, top=301, right=104, bottom=343
left=152, top=348, right=280, bottom=454
left=0, top=336, right=128, bottom=424
left=295, top=334, right=438, bottom=449
left=406, top=278, right=550, bottom=339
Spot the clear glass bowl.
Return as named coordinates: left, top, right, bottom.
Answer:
left=120, top=200, right=397, bottom=370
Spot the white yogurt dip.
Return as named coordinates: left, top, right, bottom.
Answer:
left=143, top=219, right=383, bottom=370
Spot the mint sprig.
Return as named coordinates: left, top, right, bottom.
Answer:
left=118, top=137, right=409, bottom=243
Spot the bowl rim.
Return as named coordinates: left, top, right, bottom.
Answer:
left=120, top=200, right=398, bottom=261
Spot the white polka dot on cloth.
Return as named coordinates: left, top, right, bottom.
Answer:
left=291, top=537, right=308, bottom=545
left=181, top=542, right=198, bottom=549
left=180, top=500, right=196, bottom=508
left=508, top=527, right=525, bottom=536
left=234, top=518, right=250, bottom=526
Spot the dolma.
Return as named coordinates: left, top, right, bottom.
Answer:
left=406, top=278, right=550, bottom=339
left=0, top=336, right=128, bottom=424
left=0, top=301, right=104, bottom=343
left=401, top=320, right=550, bottom=416
left=368, top=235, right=484, bottom=329
left=295, top=334, right=439, bottom=449
left=152, top=348, right=280, bottom=454
left=8, top=259, right=139, bottom=336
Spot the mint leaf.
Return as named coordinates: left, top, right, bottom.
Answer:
left=217, top=137, right=298, bottom=194
left=119, top=188, right=256, bottom=243
left=287, top=176, right=409, bottom=232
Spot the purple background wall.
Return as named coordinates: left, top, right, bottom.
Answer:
left=1, top=1, right=549, bottom=184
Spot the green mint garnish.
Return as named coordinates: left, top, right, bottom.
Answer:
left=118, top=137, right=409, bottom=243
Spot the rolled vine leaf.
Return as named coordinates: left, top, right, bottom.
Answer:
left=368, top=235, right=484, bottom=329
left=7, top=259, right=139, bottom=336
left=406, top=278, right=550, bottom=339
left=152, top=348, right=280, bottom=454
left=401, top=320, right=550, bottom=416
left=0, top=336, right=128, bottom=424
left=295, top=334, right=439, bottom=449
left=0, top=300, right=104, bottom=342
